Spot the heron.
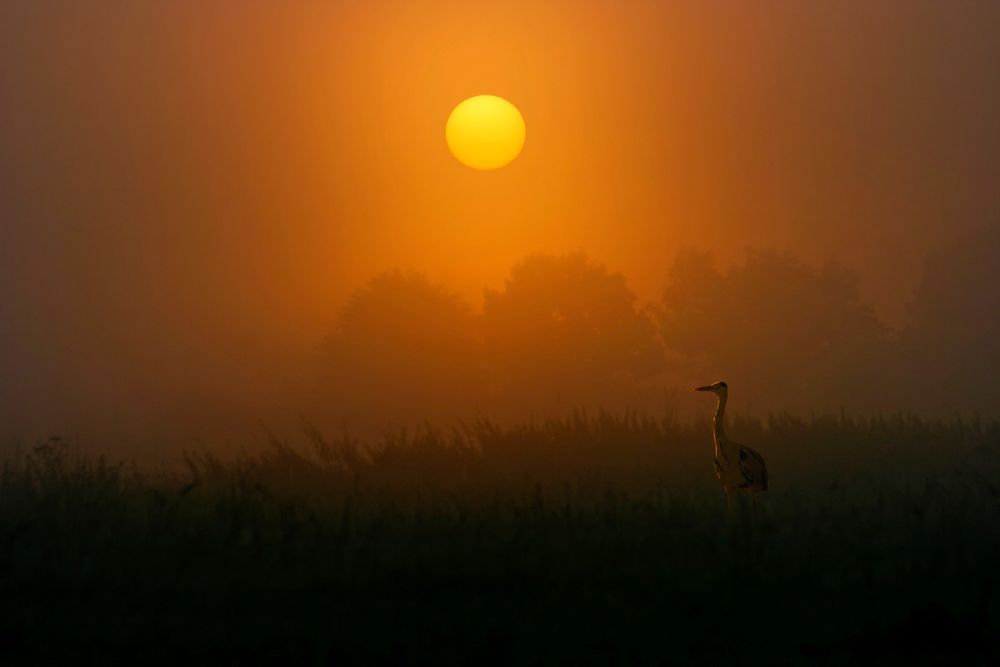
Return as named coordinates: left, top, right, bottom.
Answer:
left=694, top=381, right=768, bottom=508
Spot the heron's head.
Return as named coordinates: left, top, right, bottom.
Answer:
left=693, top=381, right=728, bottom=396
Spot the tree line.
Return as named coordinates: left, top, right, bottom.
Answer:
left=314, top=225, right=1000, bottom=429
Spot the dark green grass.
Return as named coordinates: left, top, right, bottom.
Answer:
left=2, top=413, right=999, bottom=663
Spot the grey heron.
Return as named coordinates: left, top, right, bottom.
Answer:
left=694, top=381, right=768, bottom=507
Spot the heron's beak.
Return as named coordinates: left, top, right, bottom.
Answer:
left=693, top=385, right=713, bottom=392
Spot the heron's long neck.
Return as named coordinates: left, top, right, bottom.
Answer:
left=713, top=394, right=728, bottom=447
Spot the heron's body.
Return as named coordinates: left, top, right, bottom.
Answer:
left=696, top=381, right=768, bottom=501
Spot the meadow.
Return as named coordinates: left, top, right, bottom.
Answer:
left=2, top=412, right=998, bottom=664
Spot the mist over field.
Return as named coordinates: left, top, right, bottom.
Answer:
left=3, top=229, right=1000, bottom=455
left=2, top=2, right=1000, bottom=456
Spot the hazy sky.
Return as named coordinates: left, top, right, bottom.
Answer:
left=2, top=1, right=998, bottom=440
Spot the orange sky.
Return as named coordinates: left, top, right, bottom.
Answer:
left=282, top=0, right=999, bottom=324
left=2, top=1, right=999, bottom=438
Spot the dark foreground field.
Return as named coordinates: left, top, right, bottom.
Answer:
left=2, top=413, right=998, bottom=664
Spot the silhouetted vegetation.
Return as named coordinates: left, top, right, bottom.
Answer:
left=8, top=234, right=999, bottom=660
left=659, top=248, right=891, bottom=413
left=482, top=252, right=665, bottom=417
left=317, top=233, right=1000, bottom=435
left=2, top=415, right=998, bottom=663
left=319, top=270, right=485, bottom=426
left=897, top=224, right=1000, bottom=413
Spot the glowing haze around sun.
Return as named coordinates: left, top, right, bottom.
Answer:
left=446, top=95, right=525, bottom=170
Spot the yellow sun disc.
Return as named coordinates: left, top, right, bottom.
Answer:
left=446, top=95, right=525, bottom=170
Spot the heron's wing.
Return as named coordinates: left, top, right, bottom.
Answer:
left=758, top=450, right=768, bottom=490
left=737, top=446, right=768, bottom=488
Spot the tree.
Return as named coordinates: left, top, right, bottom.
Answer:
left=320, top=270, right=484, bottom=427
left=659, top=249, right=889, bottom=413
left=482, top=252, right=665, bottom=415
left=898, top=224, right=1000, bottom=413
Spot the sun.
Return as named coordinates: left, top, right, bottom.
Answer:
left=446, top=95, right=525, bottom=170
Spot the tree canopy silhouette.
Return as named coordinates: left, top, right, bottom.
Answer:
left=313, top=239, right=1000, bottom=427
left=899, top=224, right=1000, bottom=412
left=482, top=252, right=665, bottom=415
left=659, top=249, right=888, bottom=412
left=320, top=270, right=483, bottom=426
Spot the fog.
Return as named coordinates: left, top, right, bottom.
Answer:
left=2, top=2, right=999, bottom=455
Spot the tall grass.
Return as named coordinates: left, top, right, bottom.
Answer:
left=1, top=412, right=998, bottom=663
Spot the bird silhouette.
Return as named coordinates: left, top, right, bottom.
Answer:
left=694, top=381, right=768, bottom=508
